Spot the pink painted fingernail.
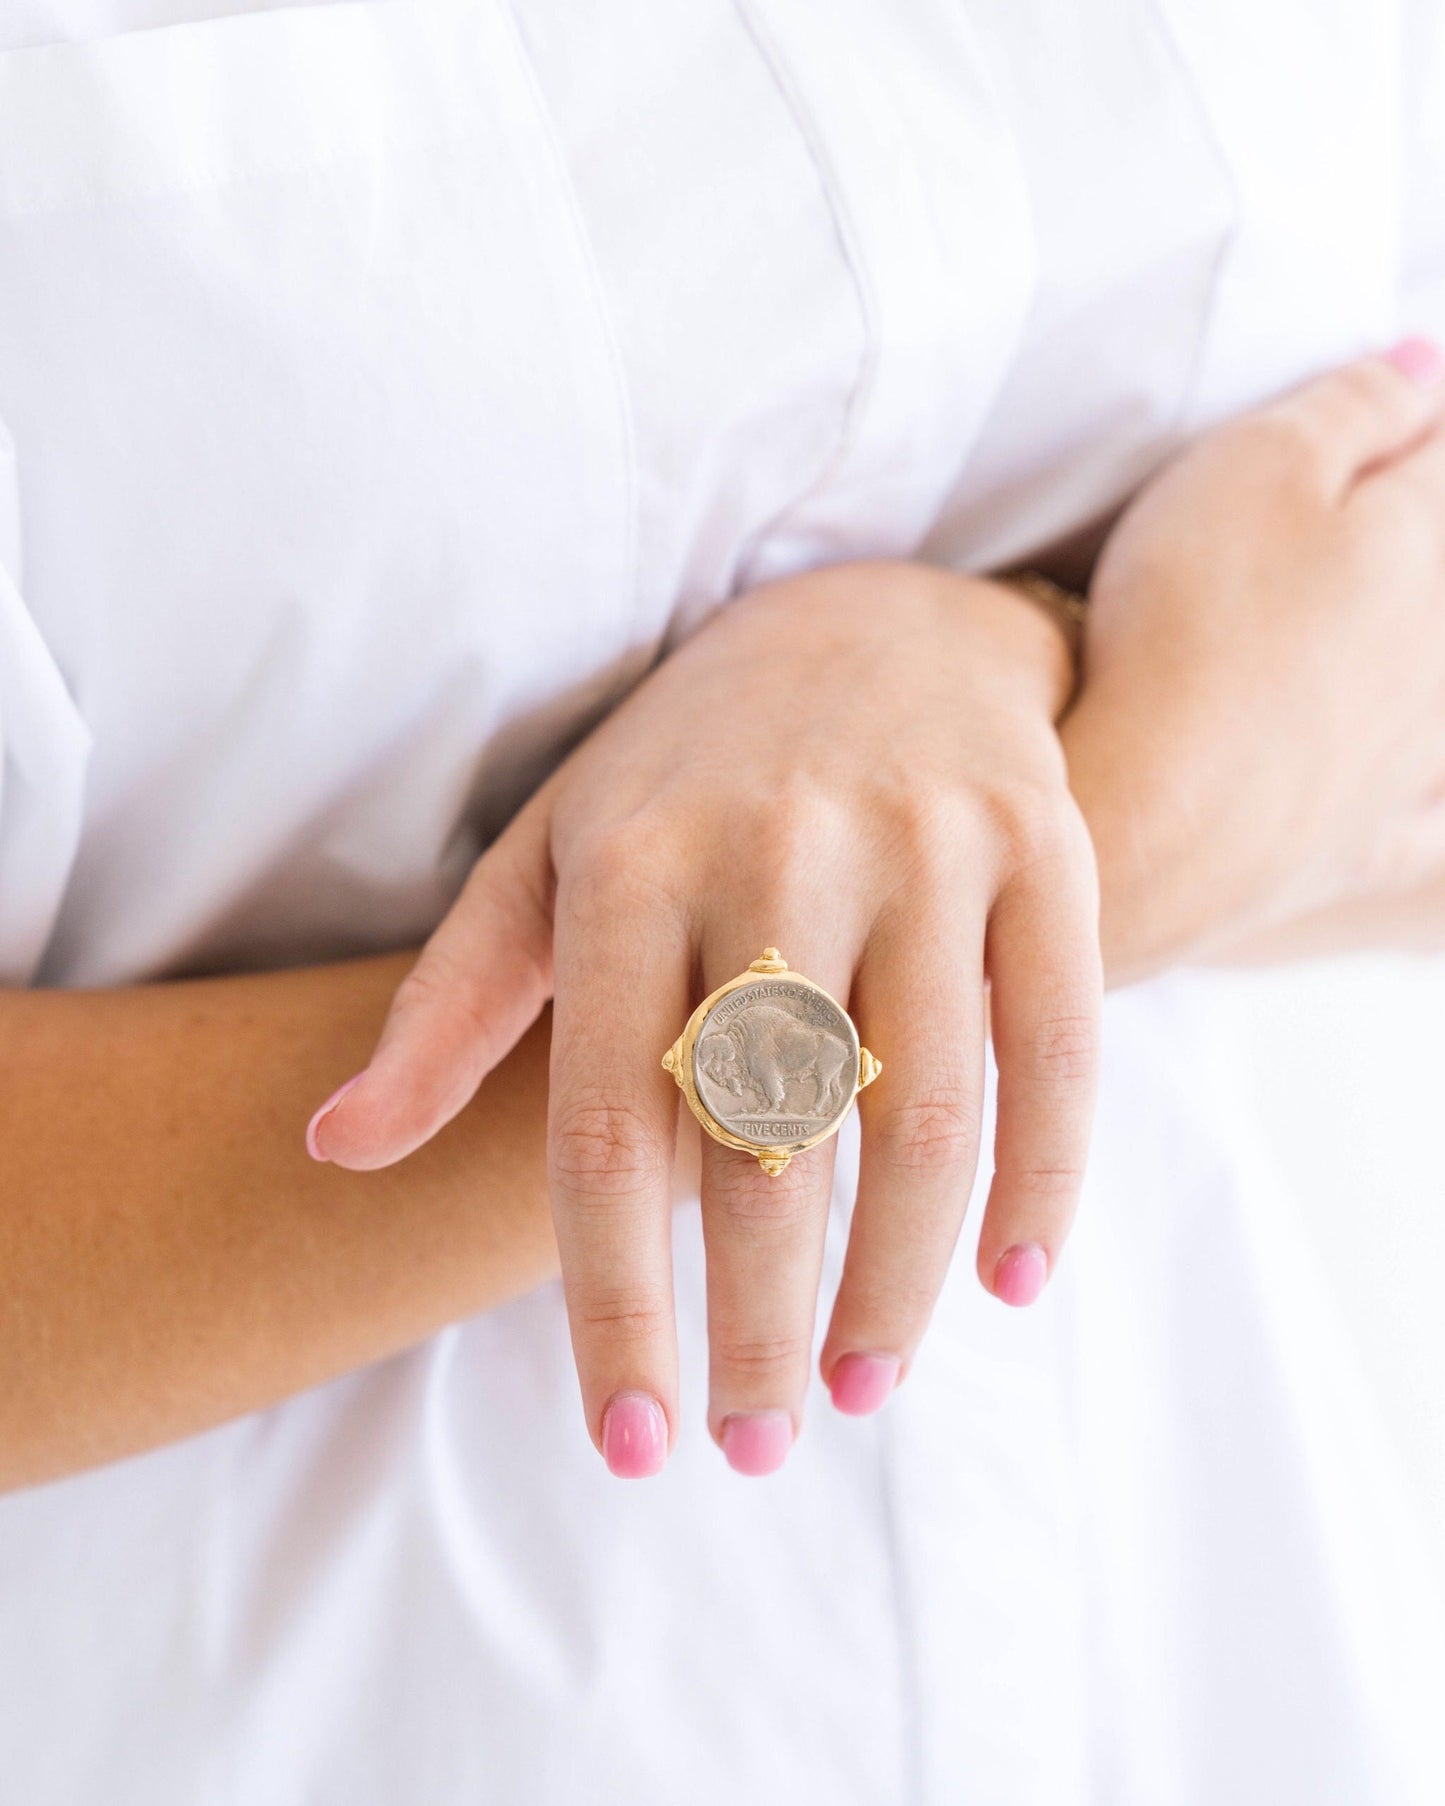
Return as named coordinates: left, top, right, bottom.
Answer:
left=993, top=1243, right=1050, bottom=1308
left=305, top=1073, right=364, bottom=1161
left=720, top=1410, right=793, bottom=1477
left=828, top=1353, right=901, bottom=1417
left=601, top=1392, right=668, bottom=1479
left=1384, top=336, right=1445, bottom=386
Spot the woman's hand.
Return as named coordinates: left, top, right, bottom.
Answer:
left=309, top=563, right=1101, bottom=1477
left=1062, top=340, right=1445, bottom=983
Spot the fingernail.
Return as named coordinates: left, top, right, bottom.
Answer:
left=993, top=1243, right=1050, bottom=1308
left=828, top=1352, right=901, bottom=1417
left=719, top=1410, right=793, bottom=1477
left=1383, top=336, right=1445, bottom=386
left=304, top=1073, right=364, bottom=1162
left=601, top=1391, right=668, bottom=1479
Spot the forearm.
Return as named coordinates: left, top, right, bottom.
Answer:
left=0, top=953, right=558, bottom=1491
left=7, top=617, right=1384, bottom=1495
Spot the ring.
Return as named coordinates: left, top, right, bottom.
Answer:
left=661, top=948, right=882, bottom=1177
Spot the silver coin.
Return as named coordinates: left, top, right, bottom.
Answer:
left=692, top=979, right=859, bottom=1149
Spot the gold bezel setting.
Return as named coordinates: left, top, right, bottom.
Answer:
left=661, top=949, right=881, bottom=1176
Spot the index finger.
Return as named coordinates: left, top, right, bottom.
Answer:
left=548, top=841, right=693, bottom=1478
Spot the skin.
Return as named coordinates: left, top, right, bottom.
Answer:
left=312, top=564, right=1104, bottom=1478
left=0, top=956, right=556, bottom=1491
left=3, top=348, right=1444, bottom=1490
left=1066, top=345, right=1445, bottom=979
left=314, top=344, right=1445, bottom=1480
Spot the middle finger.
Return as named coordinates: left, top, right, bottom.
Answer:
left=696, top=919, right=857, bottom=1477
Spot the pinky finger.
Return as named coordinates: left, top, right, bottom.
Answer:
left=978, top=816, right=1102, bottom=1306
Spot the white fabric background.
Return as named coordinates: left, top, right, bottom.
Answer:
left=1205, top=960, right=1445, bottom=1548
left=0, top=2, right=1442, bottom=1802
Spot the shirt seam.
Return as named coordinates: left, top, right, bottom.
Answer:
left=1143, top=0, right=1245, bottom=436
left=729, top=0, right=882, bottom=565
left=492, top=0, right=641, bottom=641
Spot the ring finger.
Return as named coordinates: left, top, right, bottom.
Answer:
left=819, top=888, right=986, bottom=1415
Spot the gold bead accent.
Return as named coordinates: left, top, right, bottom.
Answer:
left=748, top=948, right=789, bottom=974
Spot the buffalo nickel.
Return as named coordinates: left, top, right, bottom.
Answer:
left=692, top=979, right=859, bottom=1148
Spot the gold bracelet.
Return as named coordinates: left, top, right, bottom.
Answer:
left=995, top=568, right=1089, bottom=658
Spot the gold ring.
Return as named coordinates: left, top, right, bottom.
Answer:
left=661, top=948, right=882, bottom=1177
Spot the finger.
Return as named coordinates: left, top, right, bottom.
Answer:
left=820, top=893, right=986, bottom=1417
left=1263, top=339, right=1445, bottom=497
left=696, top=922, right=855, bottom=1477
left=975, top=812, right=1102, bottom=1305
left=699, top=1133, right=838, bottom=1476
left=307, top=792, right=554, bottom=1169
left=548, top=838, right=692, bottom=1478
left=1357, top=411, right=1445, bottom=524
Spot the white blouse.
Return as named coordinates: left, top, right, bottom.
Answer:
left=0, top=2, right=1442, bottom=1801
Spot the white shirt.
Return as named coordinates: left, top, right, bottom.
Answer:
left=0, top=2, right=1442, bottom=1800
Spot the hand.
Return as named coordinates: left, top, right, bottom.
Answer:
left=307, top=563, right=1101, bottom=1477
left=1062, top=340, right=1445, bottom=983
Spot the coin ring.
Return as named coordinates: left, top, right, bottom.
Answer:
left=661, top=949, right=882, bottom=1176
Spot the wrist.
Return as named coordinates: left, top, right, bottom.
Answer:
left=993, top=570, right=1087, bottom=669
left=1061, top=682, right=1236, bottom=987
left=948, top=572, right=1081, bottom=722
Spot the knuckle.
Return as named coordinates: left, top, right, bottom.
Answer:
left=834, top=1274, right=939, bottom=1333
left=392, top=952, right=487, bottom=1040
left=874, top=1086, right=981, bottom=1172
left=712, top=1326, right=813, bottom=1382
left=551, top=1094, right=670, bottom=1196
left=1000, top=1163, right=1086, bottom=1208
left=1022, top=1012, right=1101, bottom=1086
left=708, top=1162, right=821, bottom=1232
left=893, top=787, right=973, bottom=872
left=562, top=821, right=682, bottom=926
left=392, top=955, right=450, bottom=1015
left=733, top=785, right=848, bottom=909
left=574, top=1285, right=672, bottom=1345
left=756, top=781, right=845, bottom=853
left=981, top=780, right=1071, bottom=873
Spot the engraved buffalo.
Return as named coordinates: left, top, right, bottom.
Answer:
left=698, top=1003, right=851, bottom=1119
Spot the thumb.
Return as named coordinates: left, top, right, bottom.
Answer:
left=307, top=794, right=555, bottom=1169
left=1264, top=336, right=1445, bottom=497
